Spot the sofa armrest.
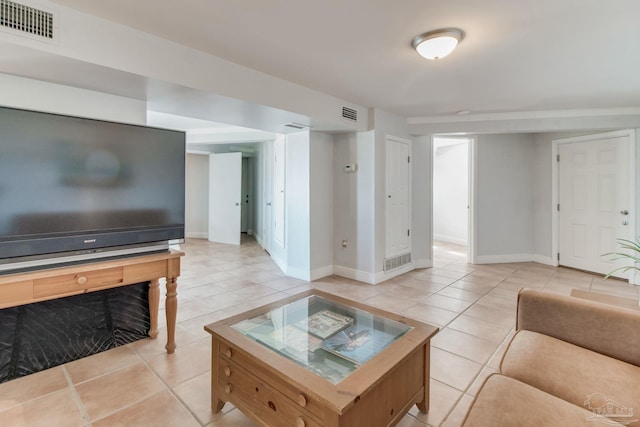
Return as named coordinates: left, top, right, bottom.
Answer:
left=516, top=288, right=640, bottom=367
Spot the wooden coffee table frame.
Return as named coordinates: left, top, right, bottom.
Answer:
left=205, top=290, right=439, bottom=427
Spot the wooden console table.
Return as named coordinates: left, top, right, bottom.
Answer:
left=0, top=250, right=184, bottom=353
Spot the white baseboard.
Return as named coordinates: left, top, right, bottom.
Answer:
left=532, top=254, right=555, bottom=266
left=333, top=265, right=377, bottom=284
left=434, top=234, right=468, bottom=246
left=310, top=265, right=334, bottom=281
left=373, top=262, right=418, bottom=284
left=185, top=232, right=208, bottom=239
left=333, top=262, right=423, bottom=285
left=413, top=258, right=432, bottom=269
left=253, top=232, right=264, bottom=248
left=270, top=253, right=287, bottom=276
left=474, top=253, right=534, bottom=264
left=286, top=266, right=311, bottom=282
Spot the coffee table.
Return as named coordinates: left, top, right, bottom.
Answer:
left=204, top=290, right=439, bottom=427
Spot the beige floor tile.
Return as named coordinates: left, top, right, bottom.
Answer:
left=447, top=314, right=513, bottom=344
left=179, top=284, right=231, bottom=301
left=475, top=294, right=516, bottom=312
left=65, top=345, right=141, bottom=384
left=436, top=287, right=484, bottom=303
left=0, top=366, right=68, bottom=412
left=432, top=328, right=499, bottom=364
left=147, top=339, right=211, bottom=387
left=441, top=393, right=475, bottom=427
left=230, top=283, right=279, bottom=300
left=0, top=388, right=85, bottom=427
left=172, top=371, right=217, bottom=425
left=402, top=303, right=459, bottom=327
left=262, top=276, right=308, bottom=291
left=396, top=414, right=429, bottom=426
left=2, top=237, right=625, bottom=425
left=92, top=390, right=199, bottom=427
left=450, top=280, right=495, bottom=294
left=421, top=294, right=474, bottom=313
left=131, top=324, right=200, bottom=361
left=206, top=407, right=260, bottom=426
left=409, top=379, right=462, bottom=426
left=365, top=294, right=417, bottom=314
left=462, top=303, right=514, bottom=327
left=430, top=348, right=482, bottom=392
left=75, top=363, right=165, bottom=421
left=377, top=284, right=434, bottom=300
left=176, top=299, right=225, bottom=323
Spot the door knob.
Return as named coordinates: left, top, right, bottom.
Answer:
left=620, top=210, right=629, bottom=215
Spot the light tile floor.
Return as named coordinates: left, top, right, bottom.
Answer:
left=1, top=238, right=638, bottom=427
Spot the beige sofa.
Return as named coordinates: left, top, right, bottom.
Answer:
left=462, top=288, right=640, bottom=427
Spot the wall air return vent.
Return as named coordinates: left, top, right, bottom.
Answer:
left=342, top=106, right=358, bottom=122
left=0, top=0, right=53, bottom=39
left=384, top=252, right=412, bottom=272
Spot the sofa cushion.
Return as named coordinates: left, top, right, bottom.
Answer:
left=501, top=330, right=640, bottom=427
left=516, top=288, right=640, bottom=367
left=462, top=374, right=623, bottom=426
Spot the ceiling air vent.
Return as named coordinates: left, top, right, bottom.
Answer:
left=0, top=0, right=53, bottom=39
left=284, top=122, right=309, bottom=130
left=342, top=106, right=358, bottom=122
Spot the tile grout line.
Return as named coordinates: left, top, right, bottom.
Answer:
left=61, top=365, right=92, bottom=426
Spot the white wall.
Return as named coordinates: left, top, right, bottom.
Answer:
left=475, top=134, right=535, bottom=262
left=0, top=2, right=368, bottom=132
left=530, top=130, right=638, bottom=264
left=309, top=132, right=334, bottom=279
left=433, top=138, right=468, bottom=245
left=185, top=153, right=209, bottom=238
left=285, top=132, right=311, bottom=280
left=333, top=131, right=377, bottom=281
left=0, top=73, right=145, bottom=124
left=372, top=109, right=414, bottom=279
left=333, top=109, right=429, bottom=284
left=412, top=135, right=432, bottom=268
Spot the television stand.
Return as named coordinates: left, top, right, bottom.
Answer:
left=0, top=250, right=184, bottom=353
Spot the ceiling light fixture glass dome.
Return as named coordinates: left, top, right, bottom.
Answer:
left=412, top=28, right=465, bottom=60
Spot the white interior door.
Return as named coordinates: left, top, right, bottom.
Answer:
left=385, top=137, right=411, bottom=257
left=558, top=136, right=630, bottom=276
left=209, top=152, right=242, bottom=245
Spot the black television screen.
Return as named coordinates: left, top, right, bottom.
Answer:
left=0, top=106, right=185, bottom=267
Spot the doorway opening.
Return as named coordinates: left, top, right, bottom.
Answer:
left=432, top=136, right=472, bottom=267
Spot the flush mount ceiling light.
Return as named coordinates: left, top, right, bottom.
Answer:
left=412, top=28, right=465, bottom=60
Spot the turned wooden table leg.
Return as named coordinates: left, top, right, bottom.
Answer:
left=165, top=275, right=178, bottom=353
left=416, top=343, right=431, bottom=413
left=211, top=337, right=226, bottom=412
left=148, top=279, right=160, bottom=339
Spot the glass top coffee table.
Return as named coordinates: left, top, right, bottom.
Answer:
left=205, top=290, right=438, bottom=427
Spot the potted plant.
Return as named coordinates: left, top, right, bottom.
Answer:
left=604, top=237, right=640, bottom=280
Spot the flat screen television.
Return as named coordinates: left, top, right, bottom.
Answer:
left=0, top=106, right=185, bottom=272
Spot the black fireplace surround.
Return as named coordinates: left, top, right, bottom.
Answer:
left=0, top=282, right=150, bottom=383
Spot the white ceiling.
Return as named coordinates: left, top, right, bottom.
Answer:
left=50, top=0, right=640, bottom=119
